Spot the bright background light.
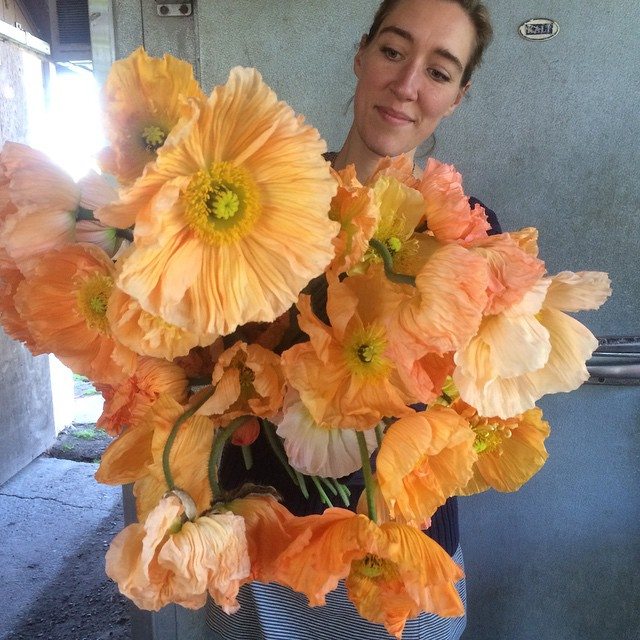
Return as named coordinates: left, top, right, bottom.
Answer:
left=27, top=56, right=105, bottom=181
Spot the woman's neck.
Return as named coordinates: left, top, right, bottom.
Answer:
left=332, top=126, right=416, bottom=184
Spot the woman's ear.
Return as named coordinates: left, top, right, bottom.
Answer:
left=444, top=81, right=471, bottom=117
left=353, top=34, right=368, bottom=79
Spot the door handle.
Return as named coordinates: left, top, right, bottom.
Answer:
left=586, top=336, right=640, bottom=386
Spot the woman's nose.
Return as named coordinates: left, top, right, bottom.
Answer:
left=390, top=63, right=420, bottom=101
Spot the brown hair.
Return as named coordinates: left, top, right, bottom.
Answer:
left=363, top=0, right=493, bottom=86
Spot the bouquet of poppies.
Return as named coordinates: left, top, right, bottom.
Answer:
left=0, top=48, right=611, bottom=638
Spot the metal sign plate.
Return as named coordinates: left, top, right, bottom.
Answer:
left=519, top=18, right=560, bottom=41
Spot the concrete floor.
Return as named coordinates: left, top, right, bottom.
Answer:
left=0, top=457, right=128, bottom=640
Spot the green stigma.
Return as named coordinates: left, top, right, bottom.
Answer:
left=209, top=188, right=241, bottom=220
left=141, top=125, right=167, bottom=152
left=386, top=236, right=402, bottom=254
left=357, top=345, right=375, bottom=363
left=356, top=554, right=384, bottom=578
left=89, top=294, right=108, bottom=316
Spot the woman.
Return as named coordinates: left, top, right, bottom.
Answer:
left=210, top=0, right=495, bottom=637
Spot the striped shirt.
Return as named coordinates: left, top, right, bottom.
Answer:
left=206, top=546, right=467, bottom=640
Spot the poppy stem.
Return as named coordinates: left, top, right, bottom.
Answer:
left=311, top=476, right=333, bottom=508
left=262, top=419, right=302, bottom=489
left=162, top=388, right=215, bottom=491
left=368, top=239, right=417, bottom=287
left=356, top=431, right=377, bottom=523
left=375, top=423, right=385, bottom=447
left=333, top=479, right=351, bottom=507
left=208, top=416, right=249, bottom=500
left=241, top=445, right=253, bottom=470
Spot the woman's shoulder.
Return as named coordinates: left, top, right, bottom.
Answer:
left=469, top=195, right=502, bottom=235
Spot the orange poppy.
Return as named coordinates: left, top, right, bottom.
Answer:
left=96, top=356, right=189, bottom=436
left=99, top=47, right=205, bottom=187
left=13, top=243, right=136, bottom=384
left=451, top=399, right=551, bottom=494
left=0, top=142, right=78, bottom=273
left=275, top=509, right=464, bottom=638
left=100, top=67, right=338, bottom=339
left=376, top=407, right=476, bottom=527
left=105, top=491, right=250, bottom=612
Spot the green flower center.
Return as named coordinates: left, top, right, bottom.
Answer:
left=386, top=236, right=402, bottom=254
left=185, top=162, right=260, bottom=246
left=76, top=274, right=113, bottom=333
left=345, top=324, right=391, bottom=379
left=141, top=125, right=167, bottom=152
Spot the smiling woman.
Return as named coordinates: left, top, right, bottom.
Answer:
left=333, top=0, right=493, bottom=183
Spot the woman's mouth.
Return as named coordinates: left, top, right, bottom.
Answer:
left=376, top=106, right=414, bottom=125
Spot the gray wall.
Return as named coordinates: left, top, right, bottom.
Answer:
left=112, top=2, right=640, bottom=638
left=0, top=39, right=56, bottom=486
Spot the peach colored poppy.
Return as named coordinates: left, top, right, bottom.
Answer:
left=509, top=226, right=540, bottom=257
left=75, top=220, right=120, bottom=257
left=99, top=47, right=205, bottom=187
left=392, top=241, right=490, bottom=362
left=451, top=399, right=551, bottom=494
left=95, top=394, right=215, bottom=522
left=359, top=174, right=426, bottom=276
left=133, top=395, right=215, bottom=521
left=454, top=271, right=611, bottom=418
left=274, top=388, right=378, bottom=477
left=96, top=356, right=189, bottom=436
left=281, top=273, right=417, bottom=430
left=327, top=165, right=379, bottom=275
left=99, top=67, right=338, bottom=339
left=105, top=492, right=250, bottom=612
left=416, top=158, right=489, bottom=245
left=468, top=232, right=546, bottom=315
left=224, top=493, right=295, bottom=584
left=368, top=154, right=420, bottom=189
left=376, top=406, right=476, bottom=527
left=0, top=142, right=78, bottom=273
left=13, top=243, right=136, bottom=384
left=275, top=509, right=464, bottom=638
left=0, top=248, right=41, bottom=350
left=107, top=283, right=217, bottom=361
left=196, top=341, right=285, bottom=425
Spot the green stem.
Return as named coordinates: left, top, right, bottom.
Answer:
left=368, top=238, right=416, bottom=287
left=162, top=388, right=215, bottom=490
left=356, top=430, right=377, bottom=523
left=208, top=416, right=249, bottom=500
left=293, top=469, right=309, bottom=499
left=333, top=479, right=351, bottom=507
left=375, top=423, right=385, bottom=447
left=262, top=419, right=300, bottom=487
left=311, top=475, right=333, bottom=508
left=241, top=445, right=253, bottom=470
left=319, top=476, right=338, bottom=495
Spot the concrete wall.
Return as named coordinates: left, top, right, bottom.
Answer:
left=0, top=35, right=56, bottom=485
left=0, top=0, right=36, bottom=32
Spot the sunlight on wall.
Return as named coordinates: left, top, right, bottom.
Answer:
left=26, top=55, right=104, bottom=181
left=21, top=53, right=107, bottom=431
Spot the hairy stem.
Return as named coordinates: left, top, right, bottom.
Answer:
left=356, top=430, right=377, bottom=523
left=162, top=388, right=215, bottom=490
left=368, top=238, right=416, bottom=287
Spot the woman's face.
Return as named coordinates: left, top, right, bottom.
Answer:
left=352, top=0, right=476, bottom=159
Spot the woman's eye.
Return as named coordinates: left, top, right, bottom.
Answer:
left=381, top=46, right=401, bottom=61
left=428, top=68, right=450, bottom=82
